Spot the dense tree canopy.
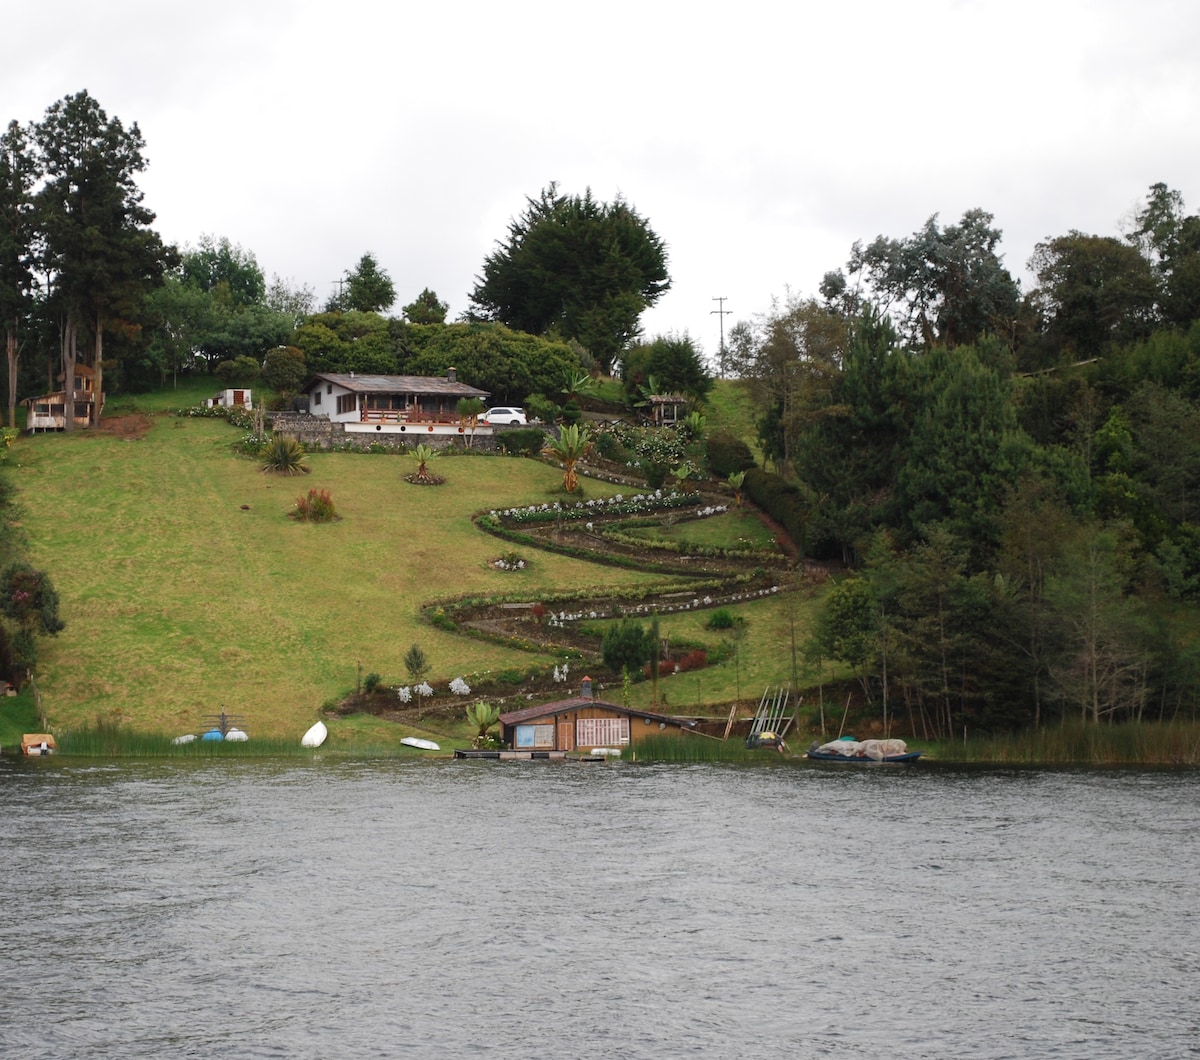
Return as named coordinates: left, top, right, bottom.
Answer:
left=34, top=90, right=174, bottom=424
left=403, top=322, right=577, bottom=404
left=329, top=252, right=395, bottom=314
left=834, top=209, right=1021, bottom=350
left=0, top=120, right=36, bottom=426
left=470, top=184, right=670, bottom=374
left=621, top=332, right=712, bottom=403
left=402, top=287, right=449, bottom=324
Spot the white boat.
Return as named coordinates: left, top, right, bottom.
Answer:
left=224, top=728, right=249, bottom=742
left=400, top=736, right=440, bottom=751
left=172, top=734, right=196, bottom=745
left=301, top=720, right=328, bottom=748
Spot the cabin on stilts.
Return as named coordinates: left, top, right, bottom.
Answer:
left=23, top=364, right=103, bottom=432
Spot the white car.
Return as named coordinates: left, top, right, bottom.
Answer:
left=481, top=406, right=527, bottom=425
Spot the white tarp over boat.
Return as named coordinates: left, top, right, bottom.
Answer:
left=816, top=738, right=908, bottom=761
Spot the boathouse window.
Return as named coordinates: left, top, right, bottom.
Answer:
left=515, top=724, right=554, bottom=748
left=576, top=717, right=630, bottom=746
left=337, top=393, right=357, bottom=415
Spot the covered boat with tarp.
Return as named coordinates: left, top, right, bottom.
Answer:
left=806, top=736, right=922, bottom=763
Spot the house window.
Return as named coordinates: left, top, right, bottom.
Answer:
left=515, top=724, right=555, bottom=748
left=337, top=393, right=357, bottom=415
left=576, top=717, right=630, bottom=746
left=313, top=391, right=322, bottom=405
left=326, top=383, right=333, bottom=394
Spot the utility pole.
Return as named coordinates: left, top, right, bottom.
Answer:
left=711, top=296, right=730, bottom=378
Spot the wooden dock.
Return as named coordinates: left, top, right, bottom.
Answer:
left=453, top=749, right=606, bottom=762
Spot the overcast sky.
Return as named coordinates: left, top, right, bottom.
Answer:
left=5, top=0, right=1198, bottom=360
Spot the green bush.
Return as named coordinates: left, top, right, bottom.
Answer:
left=363, top=672, right=383, bottom=693
left=593, top=430, right=627, bottom=462
left=706, top=607, right=735, bottom=629
left=498, top=427, right=546, bottom=456
left=644, top=462, right=669, bottom=489
left=706, top=430, right=756, bottom=477
left=742, top=467, right=804, bottom=550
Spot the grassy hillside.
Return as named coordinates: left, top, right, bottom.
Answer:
left=9, top=410, right=827, bottom=744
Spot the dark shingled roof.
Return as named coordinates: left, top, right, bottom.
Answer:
left=499, top=696, right=696, bottom=729
left=303, top=372, right=489, bottom=398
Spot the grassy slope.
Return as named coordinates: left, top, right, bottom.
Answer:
left=12, top=414, right=673, bottom=739
left=9, top=377, right=835, bottom=746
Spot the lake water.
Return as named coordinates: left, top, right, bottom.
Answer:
left=2, top=757, right=1198, bottom=1059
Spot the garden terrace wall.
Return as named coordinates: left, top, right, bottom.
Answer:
left=267, top=412, right=500, bottom=452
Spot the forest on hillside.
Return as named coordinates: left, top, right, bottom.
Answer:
left=723, top=186, right=1200, bottom=735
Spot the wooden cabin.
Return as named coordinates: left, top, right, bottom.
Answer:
left=499, top=681, right=698, bottom=752
left=24, top=364, right=103, bottom=432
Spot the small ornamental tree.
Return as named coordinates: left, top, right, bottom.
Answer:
left=457, top=396, right=485, bottom=447
left=0, top=562, right=65, bottom=676
left=404, top=643, right=431, bottom=684
left=601, top=617, right=654, bottom=676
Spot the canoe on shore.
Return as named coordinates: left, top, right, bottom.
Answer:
left=301, top=721, right=328, bottom=748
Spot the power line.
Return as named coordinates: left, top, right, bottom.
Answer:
left=711, top=296, right=730, bottom=378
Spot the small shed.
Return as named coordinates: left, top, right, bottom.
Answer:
left=205, top=388, right=253, bottom=410
left=499, top=681, right=697, bottom=752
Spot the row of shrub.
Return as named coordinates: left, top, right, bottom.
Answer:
left=742, top=468, right=805, bottom=551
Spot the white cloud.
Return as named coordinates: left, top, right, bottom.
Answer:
left=4, top=0, right=1197, bottom=354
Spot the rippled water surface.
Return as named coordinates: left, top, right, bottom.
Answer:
left=2, top=757, right=1198, bottom=1058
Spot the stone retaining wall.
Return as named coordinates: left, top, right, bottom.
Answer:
left=265, top=412, right=501, bottom=452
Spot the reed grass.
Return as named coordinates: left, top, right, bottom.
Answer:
left=930, top=721, right=1200, bottom=766
left=626, top=733, right=779, bottom=763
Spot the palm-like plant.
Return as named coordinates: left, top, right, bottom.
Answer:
left=542, top=423, right=591, bottom=493
left=466, top=701, right=501, bottom=747
left=411, top=443, right=436, bottom=483
left=457, top=397, right=485, bottom=447
left=260, top=435, right=309, bottom=475
left=728, top=470, right=746, bottom=508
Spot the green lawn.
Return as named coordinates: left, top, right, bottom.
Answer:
left=8, top=403, right=842, bottom=748
left=11, top=414, right=661, bottom=740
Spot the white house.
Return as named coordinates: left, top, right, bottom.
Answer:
left=301, top=370, right=491, bottom=438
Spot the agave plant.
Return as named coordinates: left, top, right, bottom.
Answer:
left=260, top=435, right=309, bottom=475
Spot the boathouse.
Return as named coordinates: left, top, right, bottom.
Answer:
left=498, top=679, right=698, bottom=752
